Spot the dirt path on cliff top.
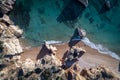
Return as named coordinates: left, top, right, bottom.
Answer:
left=21, top=41, right=120, bottom=76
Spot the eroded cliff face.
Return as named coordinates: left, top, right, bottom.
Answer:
left=0, top=14, right=23, bottom=55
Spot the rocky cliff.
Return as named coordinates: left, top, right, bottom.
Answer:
left=0, top=0, right=16, bottom=14
left=0, top=0, right=119, bottom=80
left=0, top=14, right=23, bottom=55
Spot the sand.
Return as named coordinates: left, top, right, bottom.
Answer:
left=21, top=41, right=120, bottom=76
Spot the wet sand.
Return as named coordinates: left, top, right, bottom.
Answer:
left=21, top=41, right=120, bottom=76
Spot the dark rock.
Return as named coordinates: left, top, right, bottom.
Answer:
left=89, top=17, right=94, bottom=24
left=78, top=0, right=88, bottom=7
left=70, top=28, right=86, bottom=42
left=0, top=0, right=16, bottom=14
left=18, top=68, right=24, bottom=77
left=34, top=68, right=41, bottom=74
left=105, top=0, right=111, bottom=9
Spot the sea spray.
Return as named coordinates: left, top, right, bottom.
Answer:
left=82, top=37, right=120, bottom=60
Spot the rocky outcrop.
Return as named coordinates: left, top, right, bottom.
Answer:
left=0, top=0, right=16, bottom=14
left=44, top=42, right=57, bottom=54
left=78, top=0, right=88, bottom=7
left=0, top=14, right=23, bottom=55
left=70, top=28, right=86, bottom=41
left=81, top=66, right=120, bottom=80
left=105, top=0, right=111, bottom=9
left=64, top=46, right=86, bottom=61
left=22, top=58, right=35, bottom=75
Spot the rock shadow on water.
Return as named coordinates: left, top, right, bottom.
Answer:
left=99, top=0, right=119, bottom=14
left=56, top=0, right=86, bottom=27
left=9, top=0, right=33, bottom=30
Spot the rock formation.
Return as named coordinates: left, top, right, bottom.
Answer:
left=105, top=0, right=111, bottom=9
left=81, top=65, right=120, bottom=80
left=70, top=27, right=86, bottom=41
left=0, top=0, right=16, bottom=14
left=0, top=14, right=23, bottom=55
left=78, top=0, right=88, bottom=7
left=22, top=58, right=35, bottom=75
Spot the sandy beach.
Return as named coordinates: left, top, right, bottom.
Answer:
left=21, top=41, right=120, bottom=76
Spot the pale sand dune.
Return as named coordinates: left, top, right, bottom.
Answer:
left=21, top=41, right=120, bottom=76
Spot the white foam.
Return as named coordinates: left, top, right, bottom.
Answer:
left=44, top=40, right=63, bottom=45
left=82, top=37, right=120, bottom=60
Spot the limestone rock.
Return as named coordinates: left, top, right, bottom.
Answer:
left=2, top=37, right=23, bottom=55
left=66, top=46, right=86, bottom=61
left=8, top=25, right=23, bottom=38
left=37, top=54, right=62, bottom=69
left=0, top=14, right=13, bottom=24
left=44, top=42, right=57, bottom=54
left=0, top=15, right=23, bottom=55
left=22, top=58, right=35, bottom=74
left=0, top=0, right=16, bottom=14
left=80, top=66, right=120, bottom=80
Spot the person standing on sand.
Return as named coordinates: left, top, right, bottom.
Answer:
left=118, top=62, right=120, bottom=72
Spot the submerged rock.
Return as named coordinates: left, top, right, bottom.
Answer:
left=0, top=0, right=16, bottom=14
left=105, top=0, right=111, bottom=9
left=71, top=28, right=86, bottom=41
left=78, top=0, right=88, bottom=7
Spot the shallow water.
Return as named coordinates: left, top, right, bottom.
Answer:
left=9, top=0, right=120, bottom=57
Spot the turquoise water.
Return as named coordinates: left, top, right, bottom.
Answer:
left=9, top=0, right=120, bottom=57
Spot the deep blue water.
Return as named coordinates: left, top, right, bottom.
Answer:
left=9, top=0, right=120, bottom=57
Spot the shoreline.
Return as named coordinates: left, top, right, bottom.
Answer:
left=20, top=36, right=120, bottom=60
left=21, top=40, right=120, bottom=76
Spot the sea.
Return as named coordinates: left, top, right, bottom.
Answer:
left=9, top=0, right=120, bottom=60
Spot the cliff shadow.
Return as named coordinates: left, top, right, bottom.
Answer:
left=56, top=0, right=86, bottom=27
left=36, top=45, right=50, bottom=60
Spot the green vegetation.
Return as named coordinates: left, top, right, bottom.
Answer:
left=0, top=41, right=3, bottom=53
left=40, top=69, right=52, bottom=80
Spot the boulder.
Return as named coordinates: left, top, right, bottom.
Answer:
left=8, top=25, right=23, bottom=38
left=0, top=15, right=23, bottom=55
left=22, top=58, right=35, bottom=74
left=44, top=42, right=57, bottom=54
left=71, top=28, right=86, bottom=41
left=0, top=0, right=16, bottom=14
left=0, top=14, right=13, bottom=24
left=105, top=0, right=111, bottom=9
left=2, top=37, right=23, bottom=55
left=80, top=66, right=120, bottom=80
left=78, top=0, right=88, bottom=7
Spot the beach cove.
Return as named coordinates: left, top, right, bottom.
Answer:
left=0, top=0, right=120, bottom=80
left=10, top=0, right=120, bottom=57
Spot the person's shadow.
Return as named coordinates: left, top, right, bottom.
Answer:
left=56, top=0, right=86, bottom=23
left=118, top=62, right=120, bottom=72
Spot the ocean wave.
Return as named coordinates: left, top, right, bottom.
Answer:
left=43, top=40, right=63, bottom=45
left=82, top=37, right=120, bottom=60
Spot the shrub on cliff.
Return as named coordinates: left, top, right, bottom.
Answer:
left=0, top=41, right=3, bottom=53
